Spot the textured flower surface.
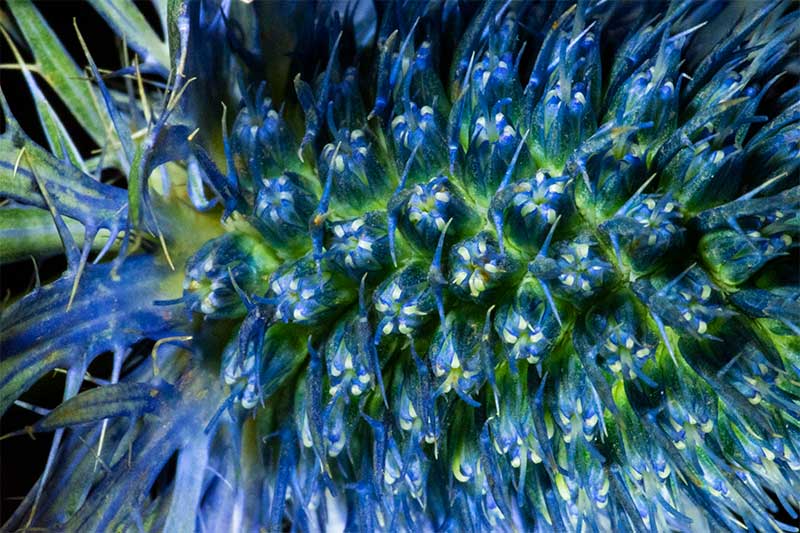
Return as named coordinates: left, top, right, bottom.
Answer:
left=1, top=0, right=799, bottom=531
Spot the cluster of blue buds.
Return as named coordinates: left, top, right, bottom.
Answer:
left=253, top=172, right=318, bottom=252
left=634, top=265, right=733, bottom=342
left=601, top=192, right=685, bottom=275
left=390, top=174, right=479, bottom=254
left=182, top=232, right=275, bottom=318
left=495, top=276, right=563, bottom=368
left=491, top=169, right=571, bottom=254
left=448, top=232, right=520, bottom=303
left=325, top=211, right=391, bottom=278
left=3, top=1, right=800, bottom=532
left=430, top=314, right=484, bottom=406
left=267, top=255, right=354, bottom=325
left=529, top=234, right=615, bottom=304
left=696, top=185, right=799, bottom=286
left=318, top=131, right=392, bottom=213
left=373, top=263, right=436, bottom=339
left=231, top=85, right=300, bottom=189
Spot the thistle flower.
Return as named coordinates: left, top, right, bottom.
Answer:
left=1, top=1, right=799, bottom=531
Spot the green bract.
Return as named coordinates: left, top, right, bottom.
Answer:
left=1, top=1, right=799, bottom=531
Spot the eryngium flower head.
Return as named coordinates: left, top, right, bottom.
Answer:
left=1, top=1, right=799, bottom=531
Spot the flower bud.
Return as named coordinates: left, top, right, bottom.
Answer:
left=183, top=232, right=275, bottom=318
left=319, top=131, right=392, bottom=214
left=600, top=194, right=685, bottom=275
left=429, top=314, right=483, bottom=404
left=529, top=235, right=614, bottom=304
left=700, top=229, right=794, bottom=286
left=495, top=276, right=563, bottom=367
left=325, top=312, right=374, bottom=398
left=253, top=172, right=318, bottom=252
left=449, top=232, right=521, bottom=303
left=268, top=255, right=355, bottom=325
left=491, top=170, right=570, bottom=254
left=574, top=296, right=658, bottom=384
left=373, top=263, right=437, bottom=339
left=633, top=265, right=733, bottom=340
left=231, top=91, right=297, bottom=188
left=390, top=175, right=479, bottom=254
left=324, top=211, right=391, bottom=279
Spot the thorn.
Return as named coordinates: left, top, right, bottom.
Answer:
left=482, top=304, right=500, bottom=417
left=463, top=51, right=476, bottom=91
left=567, top=21, right=596, bottom=52
left=158, top=231, right=176, bottom=271
left=67, top=239, right=92, bottom=311
left=150, top=335, right=193, bottom=376
left=609, top=234, right=624, bottom=271
left=74, top=19, right=135, bottom=164
left=93, top=222, right=121, bottom=264
left=0, top=427, right=34, bottom=442
left=540, top=281, right=562, bottom=327
left=228, top=266, right=254, bottom=310
left=514, top=41, right=528, bottom=74
left=53, top=367, right=109, bottom=387
left=494, top=0, right=513, bottom=25
left=27, top=363, right=86, bottom=528
left=615, top=173, right=657, bottom=216
left=312, top=142, right=341, bottom=282
left=30, top=256, right=41, bottom=289
left=652, top=313, right=677, bottom=364
left=658, top=262, right=697, bottom=296
left=498, top=129, right=530, bottom=191
left=390, top=17, right=420, bottom=87
left=668, top=21, right=708, bottom=43
left=145, top=201, right=175, bottom=271
left=95, top=346, right=126, bottom=472
left=166, top=76, right=198, bottom=113
left=359, top=272, right=369, bottom=313
left=737, top=172, right=787, bottom=202
left=24, top=151, right=81, bottom=269
left=388, top=142, right=421, bottom=266
left=205, top=382, right=245, bottom=434
left=12, top=400, right=50, bottom=417
left=13, top=146, right=26, bottom=178
left=539, top=214, right=561, bottom=256
left=780, top=319, right=800, bottom=337
left=133, top=55, right=152, bottom=126
left=430, top=218, right=452, bottom=326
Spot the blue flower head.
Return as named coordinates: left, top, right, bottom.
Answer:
left=1, top=1, right=799, bottom=531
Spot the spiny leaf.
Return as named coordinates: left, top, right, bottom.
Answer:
left=0, top=256, right=185, bottom=414
left=74, top=19, right=136, bottom=167
left=0, top=25, right=86, bottom=172
left=0, top=207, right=114, bottom=263
left=6, top=1, right=106, bottom=143
left=62, top=370, right=221, bottom=532
left=88, top=0, right=170, bottom=70
left=0, top=131, right=127, bottom=231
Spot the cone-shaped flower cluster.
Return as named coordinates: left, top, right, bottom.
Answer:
left=1, top=1, right=799, bottom=531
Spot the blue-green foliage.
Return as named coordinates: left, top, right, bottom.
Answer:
left=1, top=1, right=799, bottom=531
